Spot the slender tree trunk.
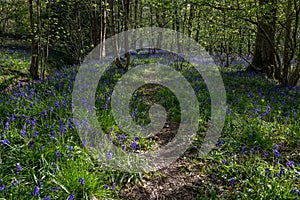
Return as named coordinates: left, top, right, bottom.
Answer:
left=133, top=0, right=138, bottom=49
left=187, top=3, right=194, bottom=38
left=99, top=0, right=107, bottom=58
left=175, top=1, right=181, bottom=53
left=42, top=0, right=51, bottom=79
left=156, top=9, right=163, bottom=49
left=92, top=0, right=98, bottom=47
left=124, top=0, right=130, bottom=69
left=288, top=0, right=300, bottom=86
left=37, top=0, right=42, bottom=79
left=109, top=0, right=122, bottom=67
left=282, top=0, right=293, bottom=85
left=139, top=1, right=143, bottom=49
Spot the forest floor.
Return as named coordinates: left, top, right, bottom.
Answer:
left=0, top=47, right=299, bottom=200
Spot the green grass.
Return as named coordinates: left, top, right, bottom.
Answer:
left=0, top=50, right=299, bottom=199
left=0, top=48, right=31, bottom=90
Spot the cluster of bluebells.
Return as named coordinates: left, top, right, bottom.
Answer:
left=0, top=48, right=299, bottom=199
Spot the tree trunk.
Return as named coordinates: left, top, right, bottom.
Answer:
left=156, top=9, right=163, bottom=49
left=92, top=0, right=98, bottom=47
left=99, top=0, right=107, bottom=58
left=281, top=0, right=293, bottom=85
left=37, top=0, right=42, bottom=79
left=246, top=0, right=277, bottom=78
left=29, top=0, right=39, bottom=79
left=124, top=0, right=130, bottom=69
left=109, top=0, right=122, bottom=68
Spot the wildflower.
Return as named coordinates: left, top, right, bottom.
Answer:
left=287, top=161, right=294, bottom=169
left=31, top=118, right=37, bottom=129
left=68, top=194, right=76, bottom=200
left=240, top=147, right=245, bottom=154
left=16, top=163, right=21, bottom=174
left=55, top=150, right=61, bottom=159
left=0, top=184, right=6, bottom=196
left=104, top=185, right=108, bottom=189
left=12, top=180, right=19, bottom=187
left=33, top=131, right=39, bottom=137
left=290, top=189, right=296, bottom=194
left=250, top=148, right=255, bottom=153
left=29, top=141, right=34, bottom=149
left=48, top=186, right=59, bottom=191
left=255, top=145, right=260, bottom=151
left=43, top=196, right=51, bottom=200
left=78, top=177, right=85, bottom=186
left=106, top=150, right=112, bottom=160
left=11, top=114, right=16, bottom=121
left=83, top=139, right=87, bottom=147
left=4, top=122, right=9, bottom=131
left=55, top=101, right=60, bottom=108
left=68, top=145, right=73, bottom=152
left=31, top=185, right=40, bottom=196
left=222, top=159, right=227, bottom=164
left=274, top=161, right=278, bottom=167
left=263, top=152, right=268, bottom=157
left=217, top=140, right=225, bottom=147
left=274, top=144, right=279, bottom=150
left=132, top=141, right=138, bottom=150
left=274, top=150, right=280, bottom=157
left=230, top=178, right=235, bottom=184
left=117, top=134, right=126, bottom=143
left=20, top=128, right=27, bottom=137
left=1, top=139, right=10, bottom=146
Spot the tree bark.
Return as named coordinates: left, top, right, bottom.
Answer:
left=281, top=0, right=293, bottom=85
left=246, top=0, right=277, bottom=78
left=29, top=0, right=39, bottom=79
left=99, top=0, right=107, bottom=58
left=109, top=0, right=122, bottom=68
left=124, top=0, right=130, bottom=69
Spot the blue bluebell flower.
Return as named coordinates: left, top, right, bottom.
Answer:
left=78, top=177, right=84, bottom=186
left=287, top=161, right=294, bottom=169
left=106, top=150, right=113, bottom=160
left=222, top=159, right=227, bottom=164
left=68, top=145, right=73, bottom=152
left=132, top=141, right=138, bottom=150
left=31, top=185, right=40, bottom=196
left=0, top=184, right=6, bottom=196
left=55, top=150, right=61, bottom=158
left=1, top=139, right=10, bottom=146
left=217, top=140, right=225, bottom=147
left=290, top=189, right=296, bottom=194
left=67, top=194, right=76, bottom=200
left=16, top=163, right=21, bottom=174
left=274, top=150, right=280, bottom=157
left=230, top=178, right=235, bottom=184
